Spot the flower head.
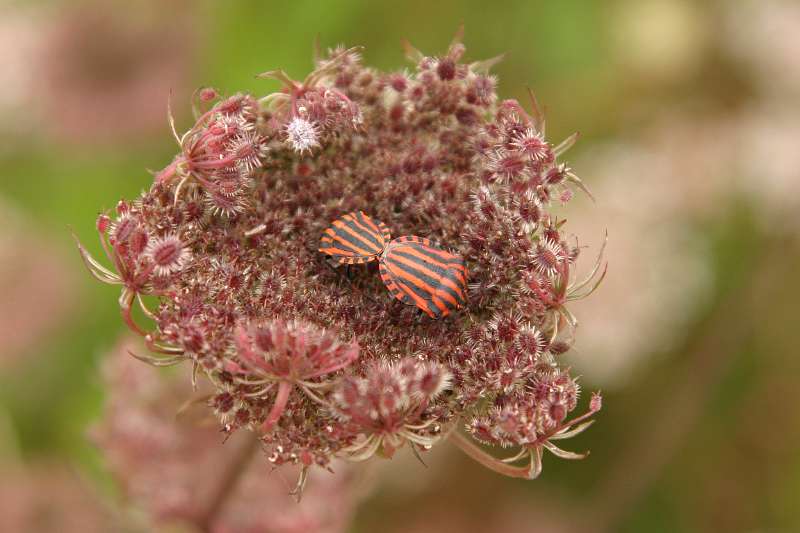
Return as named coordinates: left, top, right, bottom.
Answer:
left=513, top=127, right=551, bottom=162
left=78, top=33, right=604, bottom=483
left=235, top=320, right=359, bottom=382
left=333, top=358, right=452, bottom=459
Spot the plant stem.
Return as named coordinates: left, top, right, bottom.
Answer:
left=449, top=430, right=533, bottom=479
left=154, top=158, right=180, bottom=184
left=260, top=380, right=293, bottom=434
left=195, top=432, right=261, bottom=532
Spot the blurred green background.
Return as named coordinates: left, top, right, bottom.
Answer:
left=1, top=0, right=798, bottom=531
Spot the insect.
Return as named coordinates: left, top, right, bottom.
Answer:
left=319, top=213, right=468, bottom=318
left=379, top=235, right=468, bottom=319
left=318, top=211, right=391, bottom=265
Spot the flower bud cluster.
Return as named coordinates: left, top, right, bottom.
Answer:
left=80, top=32, right=604, bottom=481
left=334, top=358, right=452, bottom=459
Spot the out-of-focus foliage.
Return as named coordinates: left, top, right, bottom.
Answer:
left=0, top=0, right=798, bottom=531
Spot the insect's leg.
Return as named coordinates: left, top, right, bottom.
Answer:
left=322, top=258, right=344, bottom=285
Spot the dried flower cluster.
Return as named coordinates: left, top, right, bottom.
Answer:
left=93, top=336, right=364, bottom=532
left=78, top=31, right=604, bottom=483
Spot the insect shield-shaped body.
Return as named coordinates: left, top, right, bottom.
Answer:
left=379, top=235, right=468, bottom=319
left=319, top=212, right=468, bottom=319
left=318, top=211, right=391, bottom=265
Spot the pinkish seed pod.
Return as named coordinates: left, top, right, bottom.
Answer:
left=550, top=403, right=566, bottom=423
left=532, top=238, right=567, bottom=277
left=111, top=215, right=136, bottom=244
left=590, top=393, right=603, bottom=412
left=199, top=87, right=217, bottom=102
left=545, top=164, right=568, bottom=185
left=96, top=214, right=111, bottom=234
left=129, top=229, right=149, bottom=256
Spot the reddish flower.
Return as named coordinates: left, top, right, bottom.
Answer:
left=234, top=320, right=359, bottom=433
left=334, top=358, right=452, bottom=460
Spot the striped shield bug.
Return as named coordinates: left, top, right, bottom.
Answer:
left=379, top=235, right=468, bottom=319
left=318, top=211, right=391, bottom=265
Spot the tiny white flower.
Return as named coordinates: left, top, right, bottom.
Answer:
left=285, top=117, right=320, bottom=154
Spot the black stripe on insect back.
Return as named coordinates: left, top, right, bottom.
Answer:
left=319, top=231, right=371, bottom=262
left=318, top=212, right=390, bottom=264
left=387, top=249, right=464, bottom=304
left=391, top=244, right=466, bottom=285
left=381, top=237, right=468, bottom=318
left=351, top=211, right=388, bottom=249
left=391, top=237, right=467, bottom=278
left=336, top=213, right=383, bottom=250
left=331, top=221, right=380, bottom=254
left=380, top=259, right=438, bottom=317
left=383, top=256, right=452, bottom=305
left=389, top=238, right=467, bottom=291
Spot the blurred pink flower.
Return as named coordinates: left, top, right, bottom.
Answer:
left=0, top=6, right=41, bottom=141
left=724, top=0, right=800, bottom=95
left=736, top=103, right=800, bottom=218
left=565, top=132, right=715, bottom=385
left=567, top=106, right=799, bottom=386
left=34, top=1, right=198, bottom=144
left=93, top=336, right=367, bottom=532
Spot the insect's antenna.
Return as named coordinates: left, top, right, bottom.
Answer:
left=323, top=260, right=382, bottom=307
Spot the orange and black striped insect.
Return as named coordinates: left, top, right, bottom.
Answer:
left=319, top=212, right=468, bottom=319
left=318, top=211, right=391, bottom=265
left=379, top=235, right=468, bottom=319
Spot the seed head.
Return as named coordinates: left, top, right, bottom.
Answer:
left=144, top=234, right=191, bottom=276
left=79, top=34, right=604, bottom=482
left=513, top=128, right=551, bottom=162
left=531, top=237, right=568, bottom=277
